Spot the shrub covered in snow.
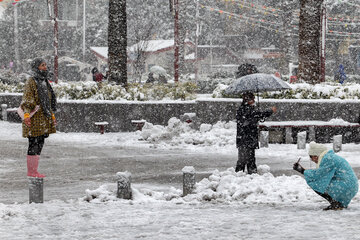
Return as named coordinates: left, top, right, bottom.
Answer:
left=217, top=82, right=360, bottom=100
left=0, top=81, right=198, bottom=101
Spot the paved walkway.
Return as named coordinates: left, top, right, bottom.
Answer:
left=1, top=137, right=359, bottom=204
left=0, top=136, right=300, bottom=204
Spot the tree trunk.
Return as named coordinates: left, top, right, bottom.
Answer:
left=280, top=0, right=296, bottom=75
left=108, top=0, right=127, bottom=86
left=298, top=0, right=323, bottom=84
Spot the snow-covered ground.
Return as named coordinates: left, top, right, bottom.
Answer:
left=1, top=121, right=360, bottom=239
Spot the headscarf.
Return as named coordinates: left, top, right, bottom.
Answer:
left=30, top=58, right=57, bottom=117
left=308, top=141, right=328, bottom=168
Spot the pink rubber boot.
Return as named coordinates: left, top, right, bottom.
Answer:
left=27, top=155, right=46, bottom=178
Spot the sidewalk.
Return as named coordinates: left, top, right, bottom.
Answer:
left=1, top=121, right=359, bottom=203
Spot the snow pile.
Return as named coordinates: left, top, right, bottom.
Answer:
left=327, top=118, right=353, bottom=125
left=83, top=184, right=182, bottom=204
left=184, top=167, right=318, bottom=204
left=83, top=167, right=360, bottom=205
left=141, top=117, right=236, bottom=148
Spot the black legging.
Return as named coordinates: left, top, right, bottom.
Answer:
left=27, top=135, right=46, bottom=155
left=315, top=191, right=343, bottom=207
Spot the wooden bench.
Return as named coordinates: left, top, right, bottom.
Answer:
left=259, top=120, right=360, bottom=144
left=131, top=119, right=146, bottom=131
left=94, top=121, right=109, bottom=134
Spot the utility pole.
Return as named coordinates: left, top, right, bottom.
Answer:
left=47, top=0, right=59, bottom=83
left=13, top=3, right=20, bottom=72
left=174, top=0, right=179, bottom=82
left=194, top=0, right=199, bottom=83
left=53, top=0, right=59, bottom=83
left=82, top=0, right=86, bottom=62
left=320, top=4, right=326, bottom=82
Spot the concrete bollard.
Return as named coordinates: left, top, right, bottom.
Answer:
left=28, top=177, right=44, bottom=204
left=308, top=126, right=316, bottom=142
left=1, top=104, right=7, bottom=121
left=333, top=135, right=342, bottom=152
left=285, top=127, right=293, bottom=144
left=182, top=166, right=195, bottom=197
left=259, top=131, right=269, bottom=148
left=297, top=131, right=307, bottom=149
left=116, top=171, right=132, bottom=200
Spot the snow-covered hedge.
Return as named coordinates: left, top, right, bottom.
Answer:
left=2, top=76, right=360, bottom=100
left=0, top=81, right=198, bottom=101
left=215, top=82, right=360, bottom=100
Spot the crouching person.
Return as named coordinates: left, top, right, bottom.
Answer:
left=293, top=141, right=358, bottom=210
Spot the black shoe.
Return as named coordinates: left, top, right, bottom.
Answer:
left=323, top=202, right=344, bottom=211
left=235, top=166, right=244, bottom=172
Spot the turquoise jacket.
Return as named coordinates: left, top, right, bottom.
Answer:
left=304, top=150, right=359, bottom=207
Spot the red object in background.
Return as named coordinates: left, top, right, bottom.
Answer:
left=94, top=72, right=104, bottom=82
left=274, top=72, right=281, bottom=78
left=290, top=76, right=297, bottom=83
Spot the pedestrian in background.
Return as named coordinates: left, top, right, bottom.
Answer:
left=20, top=58, right=57, bottom=178
left=91, top=67, right=107, bottom=83
left=293, top=141, right=358, bottom=210
left=334, top=64, right=347, bottom=84
left=236, top=92, right=276, bottom=174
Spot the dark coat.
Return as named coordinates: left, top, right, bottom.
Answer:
left=236, top=103, right=272, bottom=148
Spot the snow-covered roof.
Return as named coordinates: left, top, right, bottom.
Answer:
left=128, top=39, right=194, bottom=53
left=0, top=6, right=4, bottom=19
left=198, top=45, right=226, bottom=48
left=90, top=47, right=108, bottom=59
left=184, top=53, right=195, bottom=60
left=91, top=39, right=194, bottom=60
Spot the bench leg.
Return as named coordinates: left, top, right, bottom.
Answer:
left=100, top=125, right=104, bottom=134
left=285, top=127, right=293, bottom=144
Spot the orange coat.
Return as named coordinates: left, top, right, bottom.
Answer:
left=21, top=78, right=56, bottom=138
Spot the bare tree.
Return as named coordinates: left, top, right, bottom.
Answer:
left=129, top=24, right=154, bottom=83
left=297, top=0, right=323, bottom=84
left=108, top=0, right=127, bottom=86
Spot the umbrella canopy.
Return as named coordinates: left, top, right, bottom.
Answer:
left=225, top=73, right=291, bottom=95
left=149, top=65, right=167, bottom=75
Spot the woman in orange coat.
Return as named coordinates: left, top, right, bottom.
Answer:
left=21, top=58, right=57, bottom=178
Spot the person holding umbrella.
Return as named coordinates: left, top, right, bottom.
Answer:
left=236, top=92, right=276, bottom=173
left=225, top=72, right=290, bottom=173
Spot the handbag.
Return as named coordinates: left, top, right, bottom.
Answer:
left=17, top=105, right=40, bottom=120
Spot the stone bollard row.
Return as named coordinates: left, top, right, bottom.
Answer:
left=28, top=177, right=43, bottom=204
left=259, top=131, right=269, bottom=148
left=308, top=126, right=316, bottom=142
left=1, top=104, right=7, bottom=121
left=28, top=167, right=198, bottom=203
left=285, top=127, right=293, bottom=144
left=182, top=166, right=196, bottom=197
left=333, top=135, right=342, bottom=152
left=297, top=131, right=307, bottom=149
left=116, top=171, right=132, bottom=200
